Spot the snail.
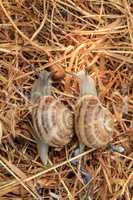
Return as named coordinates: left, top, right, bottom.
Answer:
left=31, top=70, right=74, bottom=164
left=74, top=70, right=114, bottom=149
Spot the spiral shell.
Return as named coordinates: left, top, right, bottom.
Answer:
left=75, top=95, right=114, bottom=148
left=32, top=95, right=73, bottom=147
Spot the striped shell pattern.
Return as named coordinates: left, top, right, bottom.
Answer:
left=32, top=95, right=73, bottom=147
left=75, top=95, right=114, bottom=148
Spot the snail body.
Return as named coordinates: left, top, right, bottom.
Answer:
left=31, top=70, right=73, bottom=164
left=75, top=70, right=114, bottom=148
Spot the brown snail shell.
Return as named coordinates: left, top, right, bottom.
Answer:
left=75, top=95, right=113, bottom=148
left=32, top=95, right=73, bottom=147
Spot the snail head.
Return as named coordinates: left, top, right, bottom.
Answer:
left=31, top=70, right=53, bottom=102
left=76, top=70, right=97, bottom=97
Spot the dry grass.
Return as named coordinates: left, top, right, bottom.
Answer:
left=0, top=0, right=133, bottom=199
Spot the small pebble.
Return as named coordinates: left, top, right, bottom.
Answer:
left=109, top=144, right=125, bottom=153
left=113, top=146, right=125, bottom=153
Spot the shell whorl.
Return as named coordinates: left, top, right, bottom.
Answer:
left=75, top=95, right=114, bottom=148
left=32, top=96, right=73, bottom=147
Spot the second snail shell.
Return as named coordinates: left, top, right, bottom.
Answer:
left=75, top=95, right=114, bottom=148
left=32, top=95, right=73, bottom=147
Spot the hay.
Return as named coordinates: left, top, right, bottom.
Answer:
left=0, top=0, right=132, bottom=199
